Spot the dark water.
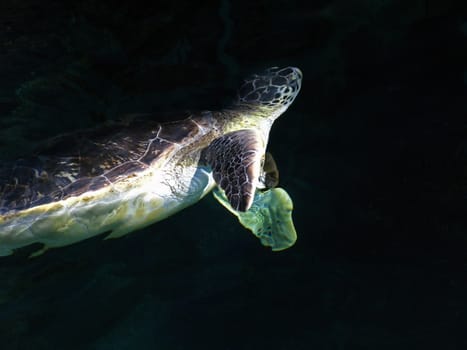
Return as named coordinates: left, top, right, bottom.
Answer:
left=1, top=1, right=467, bottom=349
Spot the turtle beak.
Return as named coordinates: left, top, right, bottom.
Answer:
left=288, top=67, right=302, bottom=92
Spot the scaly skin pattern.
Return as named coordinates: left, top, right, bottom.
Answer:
left=0, top=67, right=302, bottom=256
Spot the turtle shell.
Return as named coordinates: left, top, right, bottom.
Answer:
left=0, top=113, right=211, bottom=214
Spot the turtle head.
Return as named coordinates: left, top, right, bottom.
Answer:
left=236, top=66, right=302, bottom=119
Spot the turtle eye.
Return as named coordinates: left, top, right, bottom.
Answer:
left=271, top=76, right=287, bottom=86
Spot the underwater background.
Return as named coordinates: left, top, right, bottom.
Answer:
left=1, top=0, right=467, bottom=348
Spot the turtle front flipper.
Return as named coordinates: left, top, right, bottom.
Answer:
left=258, top=152, right=279, bottom=189
left=213, top=187, right=297, bottom=251
left=204, top=129, right=264, bottom=212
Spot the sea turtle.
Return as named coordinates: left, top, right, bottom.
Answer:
left=0, top=66, right=302, bottom=257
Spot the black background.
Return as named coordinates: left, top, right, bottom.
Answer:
left=1, top=0, right=467, bottom=349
